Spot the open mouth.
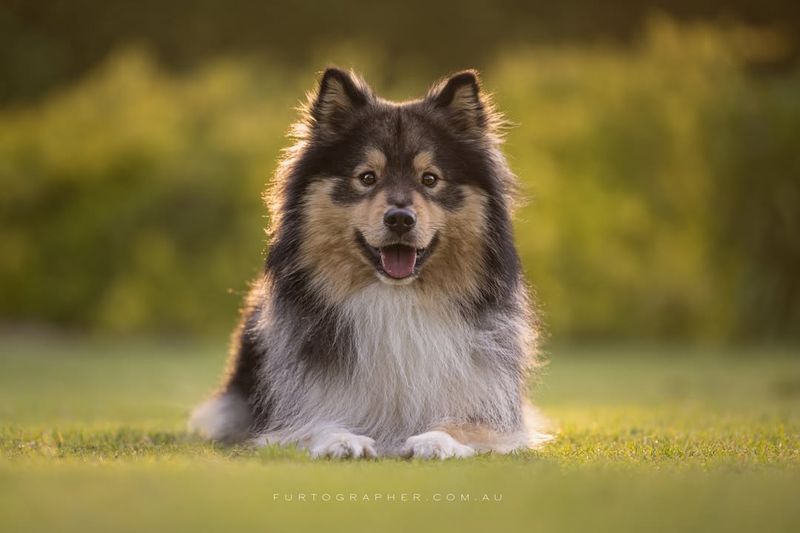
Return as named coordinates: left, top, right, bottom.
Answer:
left=379, top=244, right=420, bottom=279
left=355, top=231, right=439, bottom=280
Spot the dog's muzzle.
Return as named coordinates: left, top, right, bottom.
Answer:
left=355, top=231, right=439, bottom=280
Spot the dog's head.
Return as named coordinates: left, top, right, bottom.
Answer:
left=270, top=68, right=517, bottom=301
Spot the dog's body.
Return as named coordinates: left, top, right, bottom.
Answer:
left=189, top=68, right=550, bottom=459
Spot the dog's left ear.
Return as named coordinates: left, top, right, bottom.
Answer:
left=310, top=68, right=373, bottom=136
left=427, top=70, right=487, bottom=135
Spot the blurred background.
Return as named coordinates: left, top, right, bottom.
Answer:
left=1, top=0, right=799, bottom=344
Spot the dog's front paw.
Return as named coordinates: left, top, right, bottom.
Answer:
left=402, top=431, right=475, bottom=460
left=309, top=432, right=377, bottom=459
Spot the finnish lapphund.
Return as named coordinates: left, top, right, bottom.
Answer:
left=189, top=68, right=551, bottom=459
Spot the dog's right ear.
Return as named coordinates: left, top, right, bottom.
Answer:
left=310, top=68, right=372, bottom=136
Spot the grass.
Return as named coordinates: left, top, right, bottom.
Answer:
left=0, top=337, right=798, bottom=532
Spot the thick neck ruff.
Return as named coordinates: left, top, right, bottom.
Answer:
left=259, top=282, right=523, bottom=451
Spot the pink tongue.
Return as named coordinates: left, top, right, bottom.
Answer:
left=380, top=245, right=417, bottom=279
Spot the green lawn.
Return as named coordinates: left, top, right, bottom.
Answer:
left=1, top=337, right=798, bottom=532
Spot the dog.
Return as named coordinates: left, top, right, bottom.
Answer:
left=189, top=68, right=551, bottom=459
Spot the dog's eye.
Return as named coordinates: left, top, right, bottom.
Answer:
left=359, top=172, right=377, bottom=186
left=421, top=172, right=439, bottom=188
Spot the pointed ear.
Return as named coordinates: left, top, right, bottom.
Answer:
left=310, top=68, right=372, bottom=135
left=427, top=70, right=487, bottom=134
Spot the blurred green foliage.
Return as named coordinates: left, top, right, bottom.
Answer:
left=0, top=19, right=798, bottom=341
left=501, top=19, right=800, bottom=341
left=3, top=0, right=799, bottom=105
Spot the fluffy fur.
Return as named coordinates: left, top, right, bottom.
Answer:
left=189, top=68, right=552, bottom=459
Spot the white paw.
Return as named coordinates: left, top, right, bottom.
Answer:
left=402, top=431, right=476, bottom=460
left=309, top=432, right=377, bottom=459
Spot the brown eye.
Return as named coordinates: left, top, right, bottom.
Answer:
left=421, top=172, right=438, bottom=188
left=359, top=172, right=377, bottom=186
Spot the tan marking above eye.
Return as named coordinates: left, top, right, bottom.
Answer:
left=353, top=148, right=386, bottom=176
left=413, top=150, right=444, bottom=186
left=413, top=151, right=435, bottom=173
left=352, top=148, right=387, bottom=190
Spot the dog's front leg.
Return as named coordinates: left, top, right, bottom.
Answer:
left=401, top=430, right=476, bottom=460
left=307, top=429, right=377, bottom=459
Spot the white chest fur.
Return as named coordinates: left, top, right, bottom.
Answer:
left=298, top=284, right=516, bottom=446
left=259, top=283, right=523, bottom=452
left=345, top=284, right=478, bottom=427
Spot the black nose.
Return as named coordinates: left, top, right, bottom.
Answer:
left=383, top=207, right=416, bottom=235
